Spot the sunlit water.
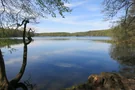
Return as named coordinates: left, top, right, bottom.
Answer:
left=1, top=37, right=120, bottom=90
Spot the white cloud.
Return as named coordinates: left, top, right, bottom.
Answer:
left=46, top=16, right=83, bottom=25
left=29, top=24, right=67, bottom=33
left=28, top=56, right=40, bottom=61
left=29, top=15, right=111, bottom=33
left=5, top=56, right=41, bottom=65
left=5, top=58, right=21, bottom=65
left=53, top=62, right=82, bottom=68
left=87, top=6, right=100, bottom=11
left=26, top=0, right=112, bottom=33
left=45, top=15, right=111, bottom=28
left=42, top=48, right=77, bottom=55
left=64, top=1, right=87, bottom=8
left=28, top=25, right=52, bottom=33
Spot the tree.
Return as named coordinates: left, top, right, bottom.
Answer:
left=103, top=0, right=135, bottom=20
left=103, top=0, right=135, bottom=41
left=0, top=0, right=71, bottom=90
left=110, top=41, right=135, bottom=78
left=0, top=0, right=71, bottom=28
left=0, top=19, right=33, bottom=90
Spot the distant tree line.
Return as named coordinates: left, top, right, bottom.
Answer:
left=36, top=30, right=113, bottom=37
left=0, top=28, right=35, bottom=37
left=0, top=28, right=113, bottom=37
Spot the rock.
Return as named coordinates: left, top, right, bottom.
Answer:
left=88, top=72, right=131, bottom=90
left=65, top=72, right=135, bottom=90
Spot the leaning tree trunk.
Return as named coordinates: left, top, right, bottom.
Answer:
left=10, top=20, right=30, bottom=86
left=0, top=49, right=11, bottom=90
left=0, top=19, right=32, bottom=90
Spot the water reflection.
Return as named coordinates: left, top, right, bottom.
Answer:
left=0, top=39, right=35, bottom=90
left=0, top=39, right=23, bottom=48
left=2, top=37, right=119, bottom=90
left=110, top=42, right=135, bottom=78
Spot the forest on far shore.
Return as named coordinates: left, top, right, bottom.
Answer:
left=35, top=29, right=112, bottom=36
left=0, top=28, right=112, bottom=37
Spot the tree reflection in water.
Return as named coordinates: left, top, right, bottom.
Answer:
left=110, top=41, right=135, bottom=79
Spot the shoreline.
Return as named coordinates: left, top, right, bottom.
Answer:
left=65, top=72, right=135, bottom=90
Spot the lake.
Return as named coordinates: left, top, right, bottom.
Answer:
left=1, top=36, right=133, bottom=90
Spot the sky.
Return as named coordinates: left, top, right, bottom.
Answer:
left=30, top=0, right=115, bottom=33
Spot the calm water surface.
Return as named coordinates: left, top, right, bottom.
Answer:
left=1, top=37, right=120, bottom=90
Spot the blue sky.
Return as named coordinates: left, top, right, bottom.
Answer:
left=30, top=0, right=114, bottom=33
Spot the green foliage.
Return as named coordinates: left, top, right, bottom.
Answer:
left=92, top=40, right=116, bottom=44
left=103, top=0, right=135, bottom=41
left=64, top=83, right=91, bottom=90
left=36, top=32, right=71, bottom=36
left=0, top=28, right=35, bottom=37
left=81, top=30, right=112, bottom=36
left=36, top=30, right=113, bottom=36
left=111, top=17, right=135, bottom=42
